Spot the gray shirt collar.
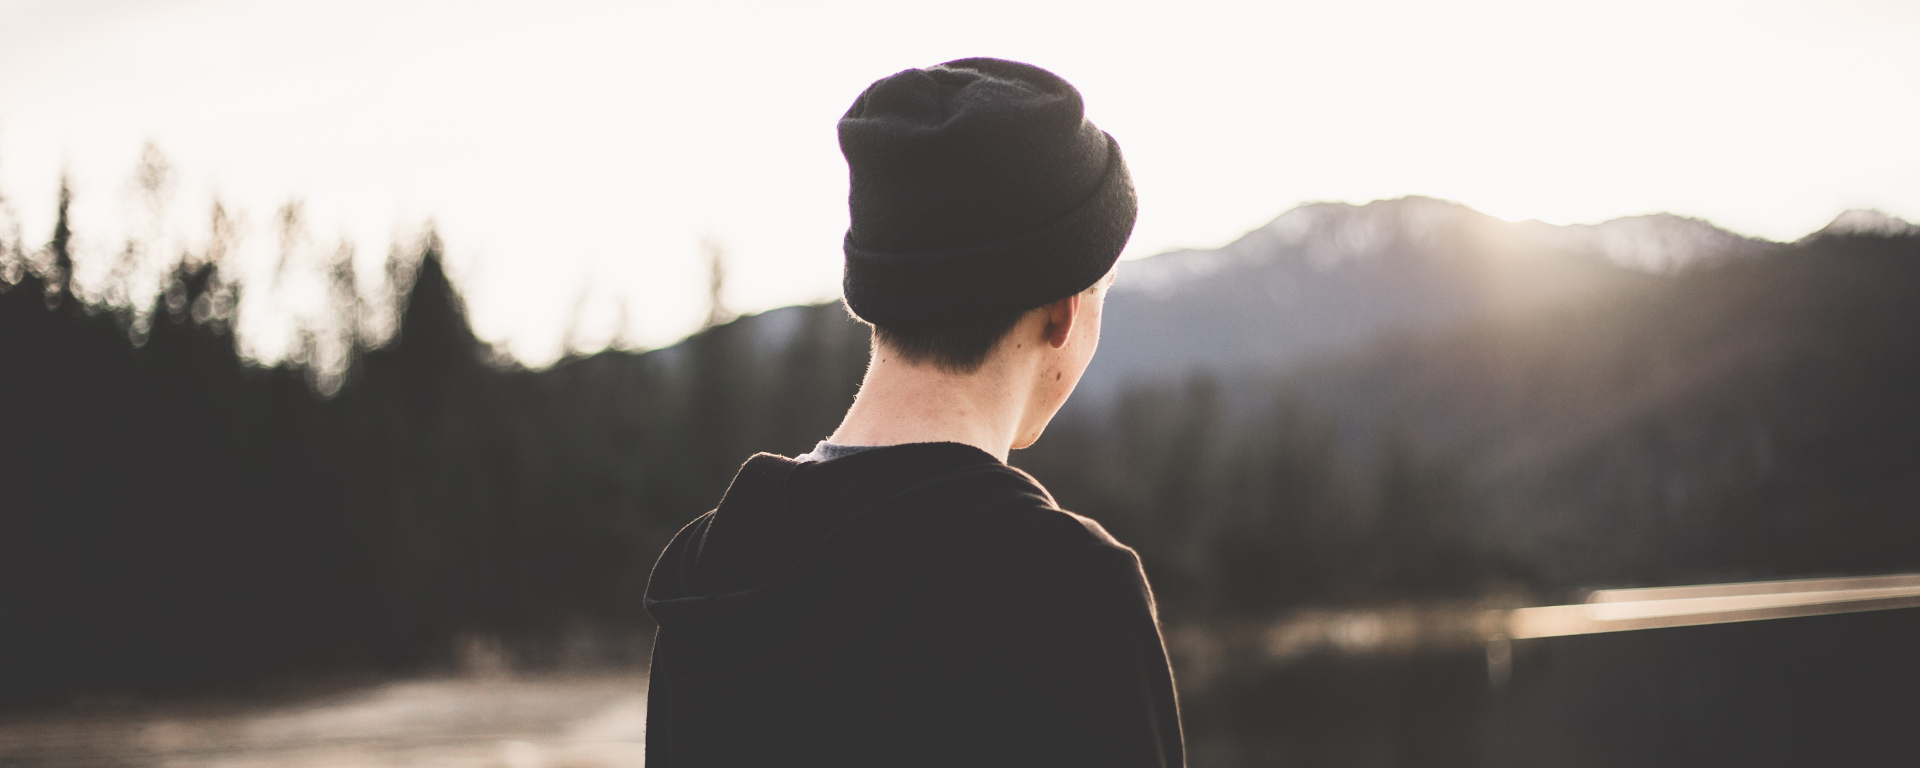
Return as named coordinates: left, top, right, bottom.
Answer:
left=795, top=440, right=885, bottom=462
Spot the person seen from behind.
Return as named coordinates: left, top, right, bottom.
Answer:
left=643, top=57, right=1184, bottom=767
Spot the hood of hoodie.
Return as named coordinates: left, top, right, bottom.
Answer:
left=643, top=441, right=1054, bottom=627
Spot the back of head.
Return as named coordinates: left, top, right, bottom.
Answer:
left=839, top=58, right=1136, bottom=372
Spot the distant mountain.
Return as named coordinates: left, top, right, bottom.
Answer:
left=1799, top=209, right=1920, bottom=241
left=1522, top=211, right=1765, bottom=272
left=1085, top=197, right=1775, bottom=396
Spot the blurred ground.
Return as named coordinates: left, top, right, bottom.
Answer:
left=0, top=674, right=648, bottom=768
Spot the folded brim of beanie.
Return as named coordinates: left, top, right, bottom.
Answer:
left=842, top=133, right=1137, bottom=330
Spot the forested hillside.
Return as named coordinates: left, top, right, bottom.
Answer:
left=1021, top=227, right=1920, bottom=615
left=1291, top=230, right=1920, bottom=587
left=4, top=180, right=1914, bottom=707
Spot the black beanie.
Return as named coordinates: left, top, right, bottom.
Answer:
left=838, top=57, right=1137, bottom=330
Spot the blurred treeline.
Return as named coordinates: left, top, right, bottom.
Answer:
left=0, top=184, right=868, bottom=705
left=4, top=175, right=1918, bottom=707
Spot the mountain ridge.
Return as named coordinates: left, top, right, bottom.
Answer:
left=1084, top=196, right=1779, bottom=396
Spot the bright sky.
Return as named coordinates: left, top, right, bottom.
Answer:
left=3, top=0, right=1917, bottom=365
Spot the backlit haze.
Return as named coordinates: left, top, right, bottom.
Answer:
left=3, top=0, right=1916, bottom=366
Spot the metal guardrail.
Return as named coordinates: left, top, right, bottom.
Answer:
left=1506, top=573, right=1920, bottom=639
left=1215, top=572, right=1920, bottom=683
left=1479, top=573, right=1920, bottom=686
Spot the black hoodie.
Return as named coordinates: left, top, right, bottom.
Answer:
left=644, top=442, right=1183, bottom=767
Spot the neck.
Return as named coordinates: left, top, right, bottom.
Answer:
left=826, top=344, right=1039, bottom=463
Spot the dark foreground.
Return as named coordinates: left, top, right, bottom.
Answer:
left=3, top=607, right=1915, bottom=768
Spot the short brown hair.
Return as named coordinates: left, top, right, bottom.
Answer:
left=864, top=269, right=1111, bottom=373
left=867, top=305, right=1031, bottom=374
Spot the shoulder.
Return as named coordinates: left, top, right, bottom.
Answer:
left=951, top=473, right=1162, bottom=623
left=944, top=463, right=1141, bottom=563
left=996, top=498, right=1133, bottom=557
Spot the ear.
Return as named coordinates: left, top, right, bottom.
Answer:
left=1043, top=293, right=1081, bottom=349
